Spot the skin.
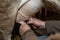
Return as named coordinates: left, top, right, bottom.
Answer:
left=19, top=18, right=60, bottom=40
left=27, top=18, right=45, bottom=28
left=19, top=21, right=31, bottom=36
left=47, top=33, right=60, bottom=40
left=19, top=18, right=45, bottom=36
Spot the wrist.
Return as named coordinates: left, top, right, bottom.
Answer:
left=20, top=27, right=31, bottom=36
left=39, top=21, right=45, bottom=28
left=42, top=21, right=45, bottom=27
left=23, top=28, right=31, bottom=34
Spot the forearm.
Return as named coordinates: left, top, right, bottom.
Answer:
left=21, top=29, right=40, bottom=40
left=45, top=21, right=60, bottom=34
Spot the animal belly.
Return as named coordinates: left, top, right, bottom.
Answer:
left=16, top=0, right=43, bottom=22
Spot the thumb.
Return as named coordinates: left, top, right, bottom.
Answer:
left=27, top=18, right=34, bottom=24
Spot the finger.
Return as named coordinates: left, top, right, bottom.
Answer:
left=27, top=17, right=34, bottom=23
left=28, top=17, right=33, bottom=21
left=27, top=20, right=34, bottom=24
left=19, top=21, right=26, bottom=25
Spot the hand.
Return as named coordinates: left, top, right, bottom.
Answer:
left=19, top=21, right=31, bottom=36
left=47, top=33, right=60, bottom=40
left=27, top=18, right=45, bottom=28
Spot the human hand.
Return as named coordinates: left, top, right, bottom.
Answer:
left=19, top=21, right=31, bottom=36
left=27, top=18, right=45, bottom=28
left=47, top=33, right=60, bottom=40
